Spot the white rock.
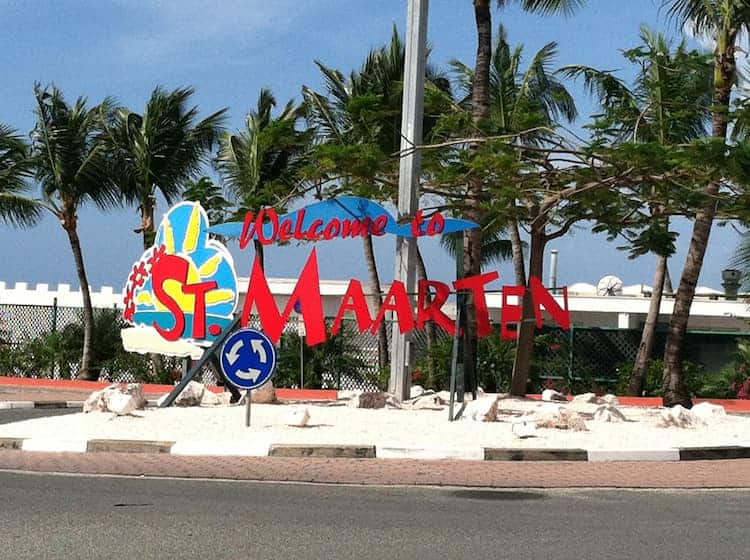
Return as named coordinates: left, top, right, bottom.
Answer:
left=122, top=384, right=147, bottom=409
left=536, top=409, right=588, bottom=431
left=173, top=381, right=205, bottom=406
left=541, top=389, right=567, bottom=402
left=600, top=394, right=620, bottom=406
left=285, top=407, right=310, bottom=427
left=106, top=392, right=138, bottom=416
left=658, top=405, right=706, bottom=428
left=436, top=391, right=451, bottom=405
left=250, top=382, right=277, bottom=404
left=83, top=389, right=107, bottom=413
left=511, top=417, right=537, bottom=438
left=593, top=404, right=627, bottom=423
left=462, top=397, right=499, bottom=422
left=199, top=390, right=221, bottom=406
left=691, top=402, right=726, bottom=422
left=571, top=393, right=598, bottom=404
left=409, top=385, right=425, bottom=399
left=409, top=394, right=444, bottom=410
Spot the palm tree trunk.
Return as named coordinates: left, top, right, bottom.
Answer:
left=662, top=27, right=737, bottom=408
left=509, top=218, right=527, bottom=286
left=629, top=253, right=667, bottom=396
left=510, top=226, right=545, bottom=396
left=254, top=239, right=265, bottom=271
left=461, top=0, right=492, bottom=397
left=415, top=243, right=436, bottom=386
left=363, top=234, right=388, bottom=370
left=63, top=216, right=95, bottom=380
left=141, top=194, right=155, bottom=250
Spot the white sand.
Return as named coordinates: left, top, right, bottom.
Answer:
left=1, top=397, right=749, bottom=451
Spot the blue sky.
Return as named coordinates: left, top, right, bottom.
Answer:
left=0, top=0, right=742, bottom=292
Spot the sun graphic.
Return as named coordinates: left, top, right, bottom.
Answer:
left=123, top=202, right=238, bottom=341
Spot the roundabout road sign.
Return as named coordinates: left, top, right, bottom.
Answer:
left=220, top=328, right=277, bottom=390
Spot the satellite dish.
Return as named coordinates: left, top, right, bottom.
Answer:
left=597, top=275, right=624, bottom=296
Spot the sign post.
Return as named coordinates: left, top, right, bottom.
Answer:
left=219, top=327, right=277, bottom=427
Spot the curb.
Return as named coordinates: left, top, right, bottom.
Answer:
left=1, top=438, right=749, bottom=462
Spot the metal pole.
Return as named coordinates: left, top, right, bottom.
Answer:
left=300, top=335, right=304, bottom=389
left=245, top=389, right=252, bottom=427
left=389, top=0, right=429, bottom=401
left=549, top=249, right=559, bottom=291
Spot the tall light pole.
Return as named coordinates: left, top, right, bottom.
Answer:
left=389, top=0, right=428, bottom=400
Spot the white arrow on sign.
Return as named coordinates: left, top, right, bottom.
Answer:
left=251, top=339, right=267, bottom=363
left=227, top=340, right=244, bottom=366
left=236, top=367, right=263, bottom=382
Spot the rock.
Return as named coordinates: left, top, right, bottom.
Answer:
left=199, top=389, right=222, bottom=406
left=156, top=393, right=169, bottom=407
left=436, top=391, right=451, bottom=405
left=571, top=393, right=598, bottom=404
left=250, top=382, right=277, bottom=404
left=541, top=389, right=567, bottom=402
left=600, top=394, right=620, bottom=406
left=83, top=384, right=148, bottom=414
left=106, top=392, right=138, bottom=416
left=462, top=397, right=499, bottom=422
left=173, top=381, right=205, bottom=406
left=511, top=417, right=537, bottom=438
left=691, top=402, right=726, bottom=422
left=409, top=394, right=444, bottom=410
left=285, top=407, right=310, bottom=427
left=351, top=392, right=389, bottom=409
left=409, top=385, right=425, bottom=399
left=593, top=404, right=627, bottom=422
left=338, top=390, right=362, bottom=402
left=214, top=392, right=232, bottom=406
left=536, top=408, right=587, bottom=431
left=658, top=405, right=706, bottom=428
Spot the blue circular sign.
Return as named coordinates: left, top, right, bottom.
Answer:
left=220, top=328, right=277, bottom=390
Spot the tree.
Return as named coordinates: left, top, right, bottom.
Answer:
left=106, top=86, right=226, bottom=250
left=30, top=84, right=118, bottom=380
left=0, top=124, right=40, bottom=227
left=467, top=0, right=585, bottom=395
left=303, top=27, right=451, bottom=371
left=182, top=176, right=230, bottom=228
left=563, top=26, right=713, bottom=396
left=216, top=88, right=307, bottom=270
left=659, top=0, right=750, bottom=407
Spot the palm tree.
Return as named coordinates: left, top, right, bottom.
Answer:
left=659, top=0, right=750, bottom=407
left=449, top=25, right=578, bottom=395
left=30, top=84, right=118, bottom=380
left=182, top=176, right=230, bottom=228
left=106, top=86, right=226, bottom=250
left=216, top=88, right=307, bottom=270
left=303, top=27, right=450, bottom=372
left=563, top=27, right=713, bottom=396
left=0, top=124, right=40, bottom=227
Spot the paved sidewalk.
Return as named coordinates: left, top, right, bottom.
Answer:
left=0, top=450, right=749, bottom=488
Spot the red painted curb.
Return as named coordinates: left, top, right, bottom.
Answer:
left=525, top=393, right=750, bottom=412
left=0, top=376, right=339, bottom=401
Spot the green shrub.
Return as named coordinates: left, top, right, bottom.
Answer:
left=615, top=359, right=705, bottom=397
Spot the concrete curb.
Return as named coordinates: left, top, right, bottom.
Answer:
left=0, top=400, right=160, bottom=410
left=2, top=438, right=749, bottom=462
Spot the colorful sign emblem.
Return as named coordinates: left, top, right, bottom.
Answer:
left=122, top=202, right=238, bottom=348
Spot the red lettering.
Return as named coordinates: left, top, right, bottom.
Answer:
left=322, top=218, right=341, bottom=240
left=341, top=217, right=371, bottom=238
left=151, top=254, right=188, bottom=341
left=416, top=280, right=455, bottom=335
left=331, top=279, right=373, bottom=335
left=371, top=215, right=387, bottom=236
left=370, top=280, right=415, bottom=335
left=241, top=248, right=326, bottom=345
left=239, top=211, right=255, bottom=250
left=306, top=219, right=324, bottom=240
left=278, top=218, right=293, bottom=241
left=453, top=271, right=498, bottom=337
left=410, top=210, right=425, bottom=237
left=293, top=208, right=306, bottom=240
left=256, top=208, right=278, bottom=245
left=530, top=277, right=570, bottom=329
left=183, top=280, right=218, bottom=339
left=426, top=211, right=445, bottom=235
left=500, top=285, right=525, bottom=340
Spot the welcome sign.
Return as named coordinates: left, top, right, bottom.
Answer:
left=122, top=197, right=570, bottom=355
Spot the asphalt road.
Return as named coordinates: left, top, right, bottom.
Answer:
left=0, top=472, right=746, bottom=559
left=0, top=408, right=77, bottom=424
